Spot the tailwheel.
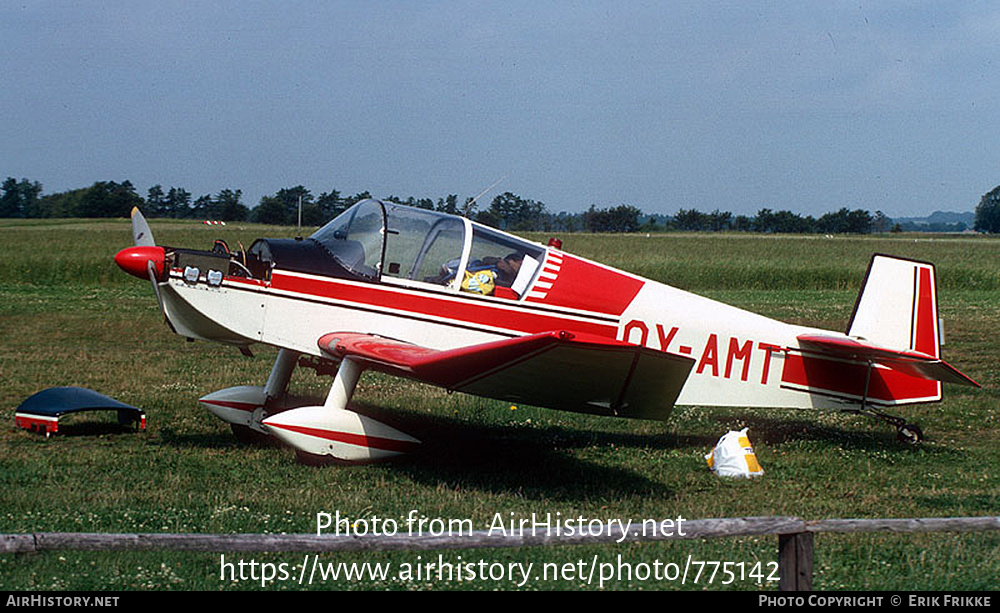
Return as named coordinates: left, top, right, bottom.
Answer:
left=856, top=360, right=925, bottom=444
left=857, top=406, right=924, bottom=444
left=896, top=423, right=924, bottom=445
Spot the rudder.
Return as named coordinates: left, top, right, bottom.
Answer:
left=847, top=254, right=941, bottom=359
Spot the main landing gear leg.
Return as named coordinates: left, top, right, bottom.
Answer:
left=855, top=360, right=924, bottom=444
left=262, top=357, right=421, bottom=464
left=264, top=348, right=299, bottom=406
left=323, top=356, right=362, bottom=413
left=228, top=349, right=301, bottom=444
left=199, top=348, right=304, bottom=444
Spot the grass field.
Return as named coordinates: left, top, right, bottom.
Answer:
left=0, top=218, right=997, bottom=591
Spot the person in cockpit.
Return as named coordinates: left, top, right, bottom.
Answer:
left=437, top=252, right=525, bottom=295
left=493, top=252, right=524, bottom=288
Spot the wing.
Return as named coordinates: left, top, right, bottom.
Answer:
left=796, top=334, right=979, bottom=387
left=317, top=330, right=696, bottom=420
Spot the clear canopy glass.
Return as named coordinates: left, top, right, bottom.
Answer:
left=311, top=199, right=544, bottom=296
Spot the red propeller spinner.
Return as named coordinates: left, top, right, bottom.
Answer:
left=114, top=246, right=165, bottom=280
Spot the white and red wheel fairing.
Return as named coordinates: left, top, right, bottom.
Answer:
left=263, top=406, right=420, bottom=463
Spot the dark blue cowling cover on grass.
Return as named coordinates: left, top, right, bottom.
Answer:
left=15, top=387, right=146, bottom=434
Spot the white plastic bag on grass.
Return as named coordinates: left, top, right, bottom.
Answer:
left=705, top=427, right=763, bottom=478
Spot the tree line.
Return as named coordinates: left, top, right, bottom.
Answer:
left=975, top=185, right=1000, bottom=233
left=1, top=175, right=993, bottom=234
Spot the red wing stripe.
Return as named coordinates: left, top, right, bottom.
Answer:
left=267, top=422, right=418, bottom=454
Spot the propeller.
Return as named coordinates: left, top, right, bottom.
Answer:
left=114, top=207, right=166, bottom=286
left=131, top=205, right=155, bottom=247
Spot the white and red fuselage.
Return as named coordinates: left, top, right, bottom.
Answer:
left=142, top=201, right=963, bottom=409
left=115, top=200, right=975, bottom=460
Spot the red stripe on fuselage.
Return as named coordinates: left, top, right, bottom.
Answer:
left=223, top=276, right=266, bottom=289
left=268, top=272, right=619, bottom=338
left=525, top=254, right=644, bottom=316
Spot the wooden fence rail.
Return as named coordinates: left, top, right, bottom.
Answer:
left=3, top=516, right=998, bottom=591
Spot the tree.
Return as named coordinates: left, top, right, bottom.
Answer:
left=298, top=201, right=327, bottom=227
left=816, top=208, right=871, bottom=234
left=582, top=204, right=642, bottom=232
left=165, top=187, right=192, bottom=218
left=732, top=215, right=754, bottom=232
left=75, top=181, right=143, bottom=218
left=975, top=185, right=1000, bottom=233
left=872, top=210, right=890, bottom=234
left=35, top=188, right=87, bottom=218
left=460, top=196, right=478, bottom=219
left=316, top=190, right=347, bottom=221
left=147, top=185, right=166, bottom=217
left=581, top=205, right=605, bottom=232
left=190, top=195, right=213, bottom=219
left=344, top=191, right=373, bottom=208
left=253, top=196, right=290, bottom=225
left=252, top=186, right=313, bottom=225
left=0, top=177, right=43, bottom=218
left=675, top=208, right=708, bottom=231
left=707, top=209, right=732, bottom=232
left=214, top=189, right=249, bottom=221
left=436, top=194, right=460, bottom=215
left=775, top=210, right=814, bottom=233
left=553, top=211, right=584, bottom=232
left=0, top=178, right=19, bottom=217
left=752, top=208, right=775, bottom=233
left=478, top=192, right=547, bottom=231
left=845, top=209, right=873, bottom=233
left=753, top=208, right=814, bottom=233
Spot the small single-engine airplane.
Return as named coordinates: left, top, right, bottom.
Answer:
left=115, top=199, right=978, bottom=463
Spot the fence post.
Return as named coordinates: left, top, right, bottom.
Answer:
left=778, top=532, right=813, bottom=591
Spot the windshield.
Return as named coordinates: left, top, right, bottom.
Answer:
left=310, top=199, right=385, bottom=278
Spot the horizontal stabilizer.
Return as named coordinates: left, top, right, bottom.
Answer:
left=797, top=334, right=979, bottom=388
left=318, top=331, right=695, bottom=420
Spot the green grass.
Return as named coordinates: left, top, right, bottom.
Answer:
left=0, top=219, right=998, bottom=590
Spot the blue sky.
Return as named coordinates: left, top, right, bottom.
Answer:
left=3, top=2, right=998, bottom=217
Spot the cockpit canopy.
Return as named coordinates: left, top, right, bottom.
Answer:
left=309, top=198, right=385, bottom=279
left=250, top=199, right=546, bottom=299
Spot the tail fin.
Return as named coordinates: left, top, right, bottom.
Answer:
left=847, top=254, right=940, bottom=359
left=788, top=255, right=976, bottom=408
